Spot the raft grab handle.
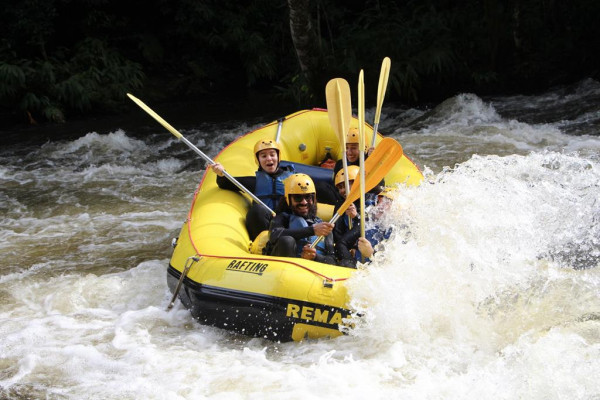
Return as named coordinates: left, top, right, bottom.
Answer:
left=167, top=255, right=201, bottom=310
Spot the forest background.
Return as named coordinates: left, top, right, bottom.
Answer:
left=1, top=0, right=599, bottom=130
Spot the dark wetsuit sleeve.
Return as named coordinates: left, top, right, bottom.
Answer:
left=332, top=200, right=344, bottom=242
left=335, top=226, right=360, bottom=268
left=334, top=157, right=361, bottom=176
left=332, top=199, right=361, bottom=243
left=268, top=214, right=314, bottom=245
left=216, top=175, right=257, bottom=193
left=332, top=218, right=346, bottom=243
left=315, top=180, right=342, bottom=205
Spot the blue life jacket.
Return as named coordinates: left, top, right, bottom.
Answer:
left=365, top=192, right=378, bottom=207
left=289, top=214, right=327, bottom=256
left=255, top=167, right=294, bottom=209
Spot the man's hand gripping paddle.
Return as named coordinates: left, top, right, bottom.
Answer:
left=309, top=137, right=403, bottom=248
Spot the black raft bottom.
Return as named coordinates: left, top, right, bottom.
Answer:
left=167, top=265, right=349, bottom=342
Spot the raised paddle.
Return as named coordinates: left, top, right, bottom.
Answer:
left=127, top=93, right=276, bottom=216
left=325, top=78, right=353, bottom=229
left=358, top=70, right=367, bottom=243
left=370, top=57, right=391, bottom=148
left=310, top=137, right=403, bottom=248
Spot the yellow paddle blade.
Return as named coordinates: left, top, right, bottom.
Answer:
left=374, top=57, right=391, bottom=125
left=325, top=78, right=352, bottom=147
left=336, top=137, right=403, bottom=215
left=126, top=93, right=183, bottom=139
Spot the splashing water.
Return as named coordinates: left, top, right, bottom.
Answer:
left=1, top=80, right=599, bottom=399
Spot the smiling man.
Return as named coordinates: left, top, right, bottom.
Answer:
left=266, top=174, right=337, bottom=264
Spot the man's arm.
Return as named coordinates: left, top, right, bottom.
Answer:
left=335, top=227, right=360, bottom=268
left=268, top=214, right=313, bottom=245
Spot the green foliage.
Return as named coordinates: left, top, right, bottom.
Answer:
left=67, top=38, right=144, bottom=109
left=161, top=0, right=290, bottom=95
left=308, top=1, right=460, bottom=102
left=0, top=38, right=144, bottom=123
left=1, top=0, right=598, bottom=123
left=0, top=62, right=27, bottom=98
left=275, top=73, right=315, bottom=106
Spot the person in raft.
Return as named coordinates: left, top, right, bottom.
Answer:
left=313, top=127, right=384, bottom=205
left=336, top=187, right=395, bottom=268
left=333, top=128, right=375, bottom=176
left=266, top=173, right=337, bottom=264
left=210, top=139, right=294, bottom=240
left=314, top=128, right=379, bottom=206
left=331, top=165, right=379, bottom=243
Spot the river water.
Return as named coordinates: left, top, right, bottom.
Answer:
left=1, top=79, right=599, bottom=399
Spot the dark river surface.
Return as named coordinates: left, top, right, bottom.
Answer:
left=1, top=79, right=599, bottom=399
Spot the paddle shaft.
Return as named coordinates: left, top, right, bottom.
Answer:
left=127, top=93, right=275, bottom=216
left=358, top=70, right=367, bottom=247
left=309, top=137, right=403, bottom=248
left=359, top=146, right=366, bottom=263
left=181, top=136, right=275, bottom=215
left=341, top=153, right=352, bottom=230
left=275, top=117, right=285, bottom=142
left=370, top=122, right=380, bottom=148
left=309, top=213, right=341, bottom=248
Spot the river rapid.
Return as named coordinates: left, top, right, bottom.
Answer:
left=1, top=79, right=599, bottom=399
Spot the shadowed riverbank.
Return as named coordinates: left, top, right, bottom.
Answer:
left=1, top=90, right=300, bottom=146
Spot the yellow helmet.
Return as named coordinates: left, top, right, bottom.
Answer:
left=334, top=165, right=360, bottom=186
left=284, top=173, right=315, bottom=205
left=346, top=127, right=359, bottom=144
left=253, top=139, right=280, bottom=165
left=377, top=187, right=395, bottom=200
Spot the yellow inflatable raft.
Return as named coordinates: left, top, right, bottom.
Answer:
left=167, top=109, right=423, bottom=341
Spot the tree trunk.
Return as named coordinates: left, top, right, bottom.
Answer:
left=287, top=0, right=320, bottom=79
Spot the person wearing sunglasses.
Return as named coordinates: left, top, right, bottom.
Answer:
left=265, top=174, right=337, bottom=264
left=211, top=139, right=294, bottom=240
